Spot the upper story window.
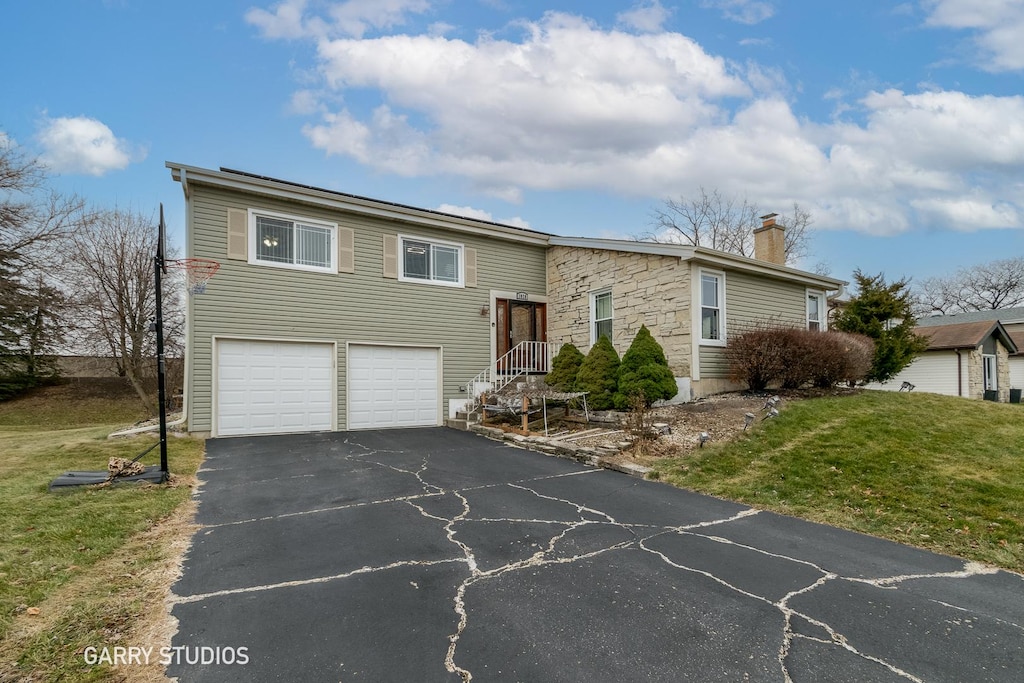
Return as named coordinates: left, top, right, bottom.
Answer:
left=700, top=270, right=725, bottom=344
left=807, top=291, right=825, bottom=331
left=400, top=236, right=463, bottom=287
left=250, top=210, right=337, bottom=274
left=591, top=289, right=613, bottom=344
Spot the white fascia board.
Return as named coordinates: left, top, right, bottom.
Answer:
left=549, top=236, right=695, bottom=259
left=549, top=236, right=846, bottom=291
left=166, top=162, right=550, bottom=247
left=690, top=247, right=847, bottom=291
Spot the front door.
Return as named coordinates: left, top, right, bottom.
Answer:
left=496, top=299, right=547, bottom=372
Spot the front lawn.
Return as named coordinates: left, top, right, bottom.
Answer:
left=653, top=391, right=1024, bottom=573
left=0, top=385, right=204, bottom=681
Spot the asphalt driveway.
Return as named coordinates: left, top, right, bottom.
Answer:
left=169, top=428, right=1024, bottom=682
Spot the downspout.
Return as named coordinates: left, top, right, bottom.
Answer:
left=955, top=349, right=963, bottom=397
left=108, top=393, right=188, bottom=438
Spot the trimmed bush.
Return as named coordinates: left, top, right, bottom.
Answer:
left=813, top=332, right=874, bottom=387
left=614, top=325, right=678, bottom=408
left=725, top=324, right=791, bottom=391
left=575, top=335, right=620, bottom=410
left=545, top=342, right=585, bottom=391
left=726, top=326, right=875, bottom=391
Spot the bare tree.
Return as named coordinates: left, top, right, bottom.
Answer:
left=61, top=208, right=184, bottom=412
left=917, top=257, right=1024, bottom=315
left=0, top=138, right=85, bottom=262
left=0, top=136, right=84, bottom=383
left=642, top=188, right=813, bottom=266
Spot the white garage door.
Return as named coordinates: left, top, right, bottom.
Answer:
left=867, top=351, right=961, bottom=396
left=348, top=345, right=440, bottom=429
left=217, top=340, right=334, bottom=436
left=1011, top=357, right=1024, bottom=389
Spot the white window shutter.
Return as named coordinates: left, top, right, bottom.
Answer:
left=226, top=209, right=248, bottom=261
left=465, top=247, right=477, bottom=288
left=383, top=235, right=398, bottom=278
left=338, top=227, right=355, bottom=273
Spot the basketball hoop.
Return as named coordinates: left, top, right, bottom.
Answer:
left=168, top=258, right=221, bottom=295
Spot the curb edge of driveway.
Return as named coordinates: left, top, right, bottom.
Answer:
left=466, top=425, right=653, bottom=479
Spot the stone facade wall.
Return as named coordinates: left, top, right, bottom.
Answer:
left=546, top=246, right=691, bottom=376
left=998, top=342, right=1011, bottom=402
left=966, top=348, right=983, bottom=399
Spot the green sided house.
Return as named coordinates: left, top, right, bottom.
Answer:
left=167, top=164, right=845, bottom=437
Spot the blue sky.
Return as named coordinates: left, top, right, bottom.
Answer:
left=3, top=0, right=1023, bottom=286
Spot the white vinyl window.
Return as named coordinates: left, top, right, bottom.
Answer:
left=250, top=210, right=336, bottom=273
left=807, top=291, right=825, bottom=332
left=400, top=236, right=463, bottom=286
left=591, top=289, right=613, bottom=345
left=700, top=270, right=725, bottom=344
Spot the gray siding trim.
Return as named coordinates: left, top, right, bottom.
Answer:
left=696, top=267, right=809, bottom=380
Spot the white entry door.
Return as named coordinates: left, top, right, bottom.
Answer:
left=348, top=345, right=440, bottom=429
left=216, top=339, right=334, bottom=436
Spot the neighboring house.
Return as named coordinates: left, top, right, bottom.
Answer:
left=869, top=316, right=1020, bottom=401
left=914, top=308, right=1024, bottom=393
left=167, top=164, right=846, bottom=437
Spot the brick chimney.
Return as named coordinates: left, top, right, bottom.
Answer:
left=753, top=213, right=786, bottom=265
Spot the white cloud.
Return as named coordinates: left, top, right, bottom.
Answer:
left=435, top=203, right=531, bottom=228
left=700, top=0, right=776, bottom=25
left=616, top=1, right=671, bottom=33
left=246, top=0, right=430, bottom=39
left=923, top=0, right=1024, bottom=71
left=36, top=116, right=140, bottom=176
left=304, top=11, right=749, bottom=184
left=252, top=5, right=1024, bottom=234
left=328, top=0, right=430, bottom=38
left=246, top=0, right=309, bottom=39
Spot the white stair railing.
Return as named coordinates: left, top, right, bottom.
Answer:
left=465, top=341, right=552, bottom=412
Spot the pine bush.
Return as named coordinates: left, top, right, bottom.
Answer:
left=614, top=325, right=677, bottom=408
left=545, top=342, right=584, bottom=391
left=575, top=335, right=620, bottom=410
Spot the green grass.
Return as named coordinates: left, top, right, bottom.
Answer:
left=653, top=391, right=1024, bottom=573
left=0, top=386, right=204, bottom=680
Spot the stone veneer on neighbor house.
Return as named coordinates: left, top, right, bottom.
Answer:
left=965, top=343, right=1011, bottom=401
left=546, top=245, right=692, bottom=377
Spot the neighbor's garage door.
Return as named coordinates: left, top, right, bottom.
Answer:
left=217, top=340, right=334, bottom=437
left=348, top=345, right=440, bottom=429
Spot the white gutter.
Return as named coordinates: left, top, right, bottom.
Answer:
left=166, top=162, right=551, bottom=247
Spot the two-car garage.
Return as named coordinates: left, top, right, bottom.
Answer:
left=215, top=339, right=440, bottom=437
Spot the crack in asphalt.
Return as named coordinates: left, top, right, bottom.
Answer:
left=183, top=441, right=1015, bottom=682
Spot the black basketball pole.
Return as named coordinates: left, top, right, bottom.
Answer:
left=155, top=204, right=169, bottom=475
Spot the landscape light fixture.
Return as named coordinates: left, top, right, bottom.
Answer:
left=764, top=407, right=779, bottom=420
left=899, top=382, right=915, bottom=392
left=743, top=412, right=755, bottom=430
left=699, top=432, right=710, bottom=447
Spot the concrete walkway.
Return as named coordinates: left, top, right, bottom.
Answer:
left=168, top=428, right=1024, bottom=682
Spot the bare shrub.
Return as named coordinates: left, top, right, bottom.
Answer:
left=728, top=326, right=876, bottom=391
left=622, top=391, right=656, bottom=456
left=830, top=332, right=875, bottom=386
left=725, top=323, right=792, bottom=391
